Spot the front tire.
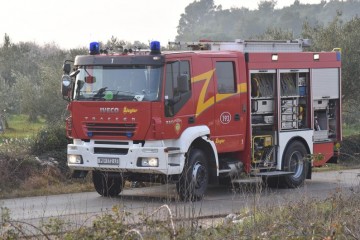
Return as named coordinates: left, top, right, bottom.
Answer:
left=92, top=171, right=123, bottom=197
left=176, top=149, right=209, bottom=201
left=283, top=141, right=308, bottom=188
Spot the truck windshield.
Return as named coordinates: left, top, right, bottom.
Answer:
left=73, top=65, right=162, bottom=101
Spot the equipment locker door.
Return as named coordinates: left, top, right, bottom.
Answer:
left=212, top=58, right=244, bottom=152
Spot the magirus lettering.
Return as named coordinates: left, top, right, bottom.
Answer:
left=100, top=107, right=119, bottom=113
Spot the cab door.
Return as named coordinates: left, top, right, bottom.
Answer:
left=162, top=59, right=194, bottom=139
left=212, top=58, right=244, bottom=152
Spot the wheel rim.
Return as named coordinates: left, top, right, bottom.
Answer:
left=289, top=151, right=304, bottom=179
left=192, top=161, right=207, bottom=189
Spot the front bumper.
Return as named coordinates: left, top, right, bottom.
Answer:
left=67, top=139, right=184, bottom=175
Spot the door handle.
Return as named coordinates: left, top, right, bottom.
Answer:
left=234, top=113, right=240, bottom=121
left=188, top=116, right=195, bottom=124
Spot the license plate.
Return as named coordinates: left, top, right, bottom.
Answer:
left=97, top=157, right=120, bottom=165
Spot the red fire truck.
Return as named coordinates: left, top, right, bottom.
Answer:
left=61, top=39, right=341, bottom=201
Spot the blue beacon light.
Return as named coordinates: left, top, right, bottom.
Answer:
left=89, top=42, right=100, bottom=55
left=150, top=41, right=161, bottom=54
left=336, top=51, right=341, bottom=61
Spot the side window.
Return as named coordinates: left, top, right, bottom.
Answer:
left=216, top=62, right=236, bottom=94
left=164, top=60, right=191, bottom=117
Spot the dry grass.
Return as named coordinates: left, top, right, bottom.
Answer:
left=1, top=188, right=359, bottom=239
left=1, top=180, right=94, bottom=199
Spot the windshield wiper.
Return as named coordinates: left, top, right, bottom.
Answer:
left=93, top=87, right=107, bottom=98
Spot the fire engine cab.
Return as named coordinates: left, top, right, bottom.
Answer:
left=61, top=39, right=341, bottom=201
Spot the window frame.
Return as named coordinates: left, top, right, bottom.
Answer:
left=164, top=60, right=192, bottom=117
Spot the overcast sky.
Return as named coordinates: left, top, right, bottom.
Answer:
left=0, top=0, right=321, bottom=49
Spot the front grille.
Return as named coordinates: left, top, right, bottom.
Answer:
left=84, top=122, right=137, bottom=137
left=94, top=141, right=129, bottom=145
left=94, top=147, right=129, bottom=155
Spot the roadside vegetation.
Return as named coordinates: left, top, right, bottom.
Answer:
left=1, top=184, right=359, bottom=239
left=0, top=115, right=93, bottom=199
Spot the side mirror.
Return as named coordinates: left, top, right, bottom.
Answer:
left=177, top=74, right=189, bottom=93
left=61, top=74, right=72, bottom=97
left=63, top=63, right=71, bottom=74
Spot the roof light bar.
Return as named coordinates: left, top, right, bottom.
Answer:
left=150, top=41, right=161, bottom=55
left=89, top=42, right=100, bottom=55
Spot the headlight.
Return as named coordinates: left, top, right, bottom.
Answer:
left=68, top=155, right=83, bottom=164
left=138, top=157, right=159, bottom=167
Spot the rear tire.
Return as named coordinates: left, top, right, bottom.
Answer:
left=176, top=149, right=209, bottom=201
left=92, top=171, right=123, bottom=197
left=282, top=141, right=308, bottom=188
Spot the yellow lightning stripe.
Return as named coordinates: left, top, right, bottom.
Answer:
left=215, top=83, right=247, bottom=102
left=192, top=69, right=216, bottom=116
left=192, top=69, right=247, bottom=117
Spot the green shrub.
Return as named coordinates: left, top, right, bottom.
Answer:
left=31, top=122, right=70, bottom=175
left=339, top=134, right=360, bottom=165
left=31, top=122, right=68, bottom=154
left=0, top=139, right=42, bottom=191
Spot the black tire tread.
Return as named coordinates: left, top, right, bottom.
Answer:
left=177, top=149, right=209, bottom=201
left=92, top=171, right=123, bottom=197
left=283, top=141, right=308, bottom=188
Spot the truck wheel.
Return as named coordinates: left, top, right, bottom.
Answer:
left=176, top=149, right=209, bottom=201
left=92, top=171, right=123, bottom=197
left=283, top=141, right=308, bottom=188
